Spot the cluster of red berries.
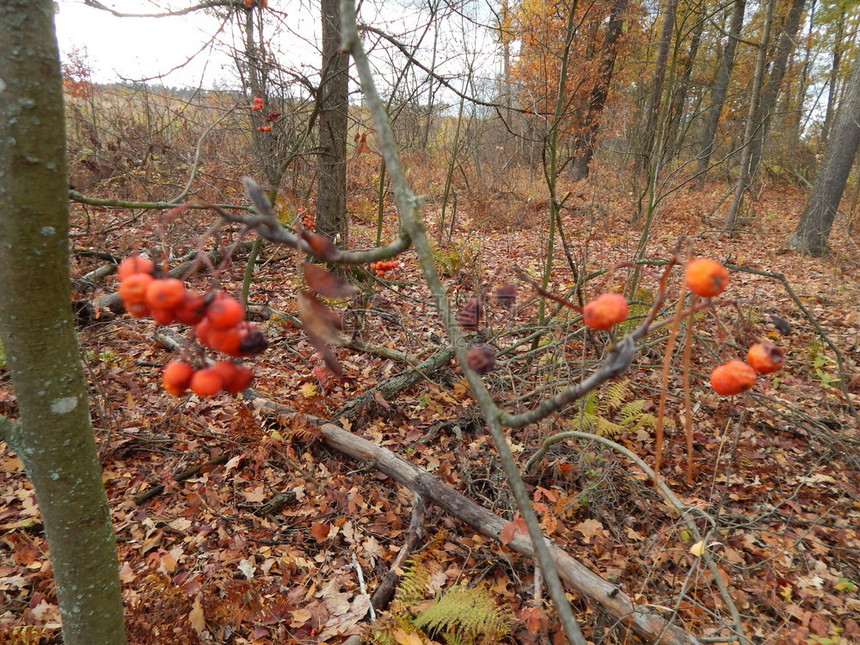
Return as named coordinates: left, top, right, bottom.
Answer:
left=257, top=125, right=272, bottom=132
left=117, top=255, right=267, bottom=395
left=266, top=110, right=281, bottom=122
left=250, top=96, right=264, bottom=111
left=370, top=260, right=399, bottom=277
left=300, top=211, right=315, bottom=229
left=710, top=342, right=785, bottom=396
left=162, top=360, right=254, bottom=397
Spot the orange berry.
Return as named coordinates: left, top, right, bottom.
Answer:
left=224, top=365, right=254, bottom=393
left=117, top=255, right=155, bottom=281
left=190, top=368, right=224, bottom=396
left=582, top=293, right=629, bottom=330
left=145, top=278, right=186, bottom=310
left=206, top=294, right=245, bottom=330
left=213, top=361, right=254, bottom=393
left=211, top=361, right=239, bottom=386
left=685, top=258, right=729, bottom=298
left=162, top=361, right=194, bottom=396
left=175, top=290, right=207, bottom=326
left=746, top=342, right=784, bottom=374
left=207, top=326, right=242, bottom=355
left=150, top=307, right=176, bottom=325
left=194, top=318, right=212, bottom=346
left=710, top=360, right=757, bottom=396
left=119, top=273, right=154, bottom=305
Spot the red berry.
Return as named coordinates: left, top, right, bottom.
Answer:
left=214, top=362, right=254, bottom=393
left=194, top=318, right=212, bottom=346
left=149, top=307, right=176, bottom=325
left=125, top=302, right=151, bottom=318
left=175, top=290, right=207, bottom=326
left=207, top=326, right=242, bottom=355
left=466, top=345, right=496, bottom=375
left=190, top=368, right=224, bottom=396
left=582, top=293, right=629, bottom=330
left=118, top=255, right=155, bottom=281
left=145, top=278, right=186, bottom=310
left=710, top=360, right=757, bottom=396
left=746, top=342, right=784, bottom=374
left=206, top=294, right=245, bottom=330
left=685, top=258, right=729, bottom=298
left=495, top=283, right=517, bottom=308
left=236, top=322, right=267, bottom=357
left=119, top=273, right=154, bottom=306
left=162, top=361, right=194, bottom=396
left=457, top=298, right=483, bottom=330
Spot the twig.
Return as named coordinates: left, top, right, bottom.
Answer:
left=725, top=263, right=858, bottom=424
left=134, top=454, right=231, bottom=504
left=370, top=492, right=426, bottom=611
left=351, top=553, right=376, bottom=621
left=523, top=429, right=747, bottom=644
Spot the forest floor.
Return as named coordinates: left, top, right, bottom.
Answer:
left=1, top=177, right=858, bottom=645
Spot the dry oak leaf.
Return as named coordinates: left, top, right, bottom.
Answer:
left=297, top=290, right=345, bottom=377
left=573, top=518, right=605, bottom=543
left=310, top=522, right=331, bottom=542
left=303, top=262, right=357, bottom=298
left=189, top=594, right=206, bottom=635
left=500, top=514, right=528, bottom=546
left=393, top=628, right=427, bottom=645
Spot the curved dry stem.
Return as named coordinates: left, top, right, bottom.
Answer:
left=525, top=430, right=748, bottom=644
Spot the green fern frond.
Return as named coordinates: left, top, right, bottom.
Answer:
left=604, top=379, right=629, bottom=408
left=619, top=399, right=645, bottom=424
left=581, top=392, right=598, bottom=416
left=593, top=416, right=625, bottom=438
left=414, top=584, right=511, bottom=645
left=395, top=549, right=443, bottom=607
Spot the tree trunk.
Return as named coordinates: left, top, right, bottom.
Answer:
left=822, top=8, right=846, bottom=145
left=725, top=0, right=774, bottom=230
left=662, top=0, right=705, bottom=165
left=746, top=0, right=806, bottom=178
left=637, top=0, right=680, bottom=172
left=317, top=0, right=349, bottom=246
left=695, top=0, right=746, bottom=184
left=789, top=46, right=860, bottom=255
left=570, top=0, right=629, bottom=180
left=0, top=2, right=126, bottom=644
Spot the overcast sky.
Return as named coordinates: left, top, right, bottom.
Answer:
left=53, top=0, right=504, bottom=108
left=54, top=1, right=314, bottom=88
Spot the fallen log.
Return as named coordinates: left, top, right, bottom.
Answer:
left=154, top=328, right=701, bottom=644
left=248, top=396, right=701, bottom=645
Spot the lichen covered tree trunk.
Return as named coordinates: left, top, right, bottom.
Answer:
left=789, top=46, right=860, bottom=256
left=0, top=2, right=126, bottom=643
left=317, top=0, right=350, bottom=246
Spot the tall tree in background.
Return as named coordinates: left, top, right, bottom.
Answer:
left=570, top=0, right=629, bottom=179
left=317, top=0, right=350, bottom=246
left=513, top=0, right=636, bottom=179
left=661, top=0, right=706, bottom=165
left=695, top=0, right=746, bottom=182
left=0, top=1, right=126, bottom=643
left=636, top=0, right=680, bottom=172
left=789, top=46, right=860, bottom=255
left=726, top=0, right=774, bottom=229
left=747, top=0, right=806, bottom=178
